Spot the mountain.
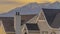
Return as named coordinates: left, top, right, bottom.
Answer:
left=0, top=2, right=60, bottom=17
left=0, top=3, right=41, bottom=17
left=43, top=1, right=60, bottom=9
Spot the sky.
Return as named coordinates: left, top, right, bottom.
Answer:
left=0, top=0, right=60, bottom=13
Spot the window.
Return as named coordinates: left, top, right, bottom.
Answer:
left=26, top=23, right=39, bottom=30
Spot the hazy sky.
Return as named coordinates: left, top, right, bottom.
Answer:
left=0, top=0, right=59, bottom=13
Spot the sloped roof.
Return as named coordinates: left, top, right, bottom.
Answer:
left=51, top=13, right=60, bottom=28
left=43, top=9, right=60, bottom=28
left=0, top=14, right=36, bottom=32
left=0, top=17, right=15, bottom=32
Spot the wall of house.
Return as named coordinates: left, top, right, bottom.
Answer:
left=38, top=20, right=60, bottom=34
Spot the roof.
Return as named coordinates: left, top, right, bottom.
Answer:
left=0, top=15, right=36, bottom=32
left=26, top=23, right=39, bottom=30
left=51, top=13, right=60, bottom=28
left=0, top=17, right=15, bottom=32
left=21, top=15, right=36, bottom=25
left=43, top=9, right=60, bottom=28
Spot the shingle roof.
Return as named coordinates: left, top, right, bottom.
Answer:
left=21, top=15, right=36, bottom=25
left=43, top=9, right=60, bottom=28
left=26, top=23, right=39, bottom=30
left=0, top=17, right=15, bottom=32
left=0, top=15, right=36, bottom=32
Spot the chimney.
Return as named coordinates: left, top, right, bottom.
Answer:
left=16, top=12, right=20, bottom=15
left=14, top=12, right=22, bottom=34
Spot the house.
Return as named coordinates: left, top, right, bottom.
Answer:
left=0, top=14, right=36, bottom=34
left=0, top=2, right=60, bottom=34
